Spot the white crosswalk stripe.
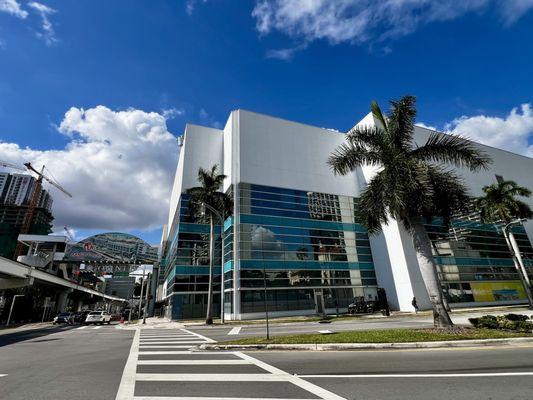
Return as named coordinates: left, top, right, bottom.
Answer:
left=228, top=326, right=242, bottom=335
left=115, top=327, right=346, bottom=400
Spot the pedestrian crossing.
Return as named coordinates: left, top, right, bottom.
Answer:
left=116, top=328, right=346, bottom=400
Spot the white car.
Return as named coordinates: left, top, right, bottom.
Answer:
left=84, top=311, right=112, bottom=325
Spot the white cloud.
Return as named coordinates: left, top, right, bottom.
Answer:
left=186, top=0, right=207, bottom=15
left=0, top=106, right=179, bottom=233
left=28, top=1, right=57, bottom=46
left=0, top=0, right=28, bottom=18
left=266, top=43, right=308, bottom=60
left=252, top=0, right=533, bottom=53
left=444, top=104, right=533, bottom=158
left=198, top=108, right=221, bottom=129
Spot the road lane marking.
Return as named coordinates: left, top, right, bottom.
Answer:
left=137, top=350, right=197, bottom=354
left=235, top=352, right=345, bottom=400
left=181, top=327, right=216, bottom=343
left=139, top=346, right=199, bottom=349
left=139, top=341, right=205, bottom=345
left=76, top=326, right=87, bottom=330
left=0, top=374, right=7, bottom=378
left=137, top=351, right=223, bottom=355
left=133, top=397, right=315, bottom=400
left=298, top=372, right=533, bottom=378
left=135, top=373, right=286, bottom=381
left=139, top=339, right=205, bottom=342
left=115, top=328, right=140, bottom=400
left=92, top=326, right=101, bottom=330
left=228, top=327, right=242, bottom=335
left=137, top=359, right=251, bottom=365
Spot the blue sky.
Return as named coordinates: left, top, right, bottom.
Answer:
left=1, top=0, right=532, bottom=245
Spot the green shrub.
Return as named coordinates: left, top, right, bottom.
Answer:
left=469, top=314, right=533, bottom=332
left=503, top=313, right=529, bottom=322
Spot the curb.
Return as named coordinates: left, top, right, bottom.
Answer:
left=198, top=337, right=533, bottom=351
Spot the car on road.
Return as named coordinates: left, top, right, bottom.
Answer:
left=84, top=311, right=112, bottom=325
left=72, top=310, right=91, bottom=324
left=53, top=312, right=73, bottom=324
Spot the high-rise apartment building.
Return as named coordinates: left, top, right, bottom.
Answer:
left=160, top=110, right=533, bottom=320
left=0, top=172, right=54, bottom=258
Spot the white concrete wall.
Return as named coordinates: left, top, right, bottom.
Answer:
left=236, top=110, right=361, bottom=197
left=166, top=124, right=224, bottom=239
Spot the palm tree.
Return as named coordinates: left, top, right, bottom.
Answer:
left=186, top=165, right=232, bottom=325
left=328, top=95, right=491, bottom=327
left=474, top=180, right=533, bottom=307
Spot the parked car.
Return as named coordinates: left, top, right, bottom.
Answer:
left=53, top=312, right=73, bottom=324
left=84, top=311, right=112, bottom=325
left=72, top=310, right=91, bottom=324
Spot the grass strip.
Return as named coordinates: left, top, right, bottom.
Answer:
left=224, top=328, right=532, bottom=345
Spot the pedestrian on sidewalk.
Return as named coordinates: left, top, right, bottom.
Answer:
left=412, top=297, right=419, bottom=313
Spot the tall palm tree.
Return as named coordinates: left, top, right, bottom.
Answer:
left=187, top=165, right=232, bottom=325
left=328, top=95, right=491, bottom=327
left=474, top=180, right=533, bottom=307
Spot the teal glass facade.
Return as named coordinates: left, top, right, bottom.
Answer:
left=224, top=183, right=378, bottom=316
left=163, top=193, right=223, bottom=319
left=426, top=219, right=533, bottom=304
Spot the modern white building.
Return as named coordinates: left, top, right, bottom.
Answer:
left=160, top=109, right=533, bottom=320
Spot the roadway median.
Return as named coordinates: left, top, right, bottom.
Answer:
left=197, top=327, right=533, bottom=351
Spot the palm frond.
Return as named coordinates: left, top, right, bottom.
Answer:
left=328, top=142, right=383, bottom=175
left=371, top=101, right=389, bottom=133
left=356, top=173, right=389, bottom=234
left=387, top=95, right=416, bottom=150
left=411, top=133, right=491, bottom=171
left=475, top=179, right=532, bottom=223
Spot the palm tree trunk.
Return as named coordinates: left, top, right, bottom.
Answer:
left=412, top=222, right=453, bottom=328
left=205, top=216, right=214, bottom=325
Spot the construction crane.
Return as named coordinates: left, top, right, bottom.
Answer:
left=63, top=226, right=74, bottom=242
left=0, top=160, right=72, bottom=258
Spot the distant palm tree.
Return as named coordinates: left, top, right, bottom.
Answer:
left=475, top=180, right=533, bottom=307
left=475, top=180, right=532, bottom=223
left=328, top=95, right=491, bottom=327
left=187, top=165, right=232, bottom=325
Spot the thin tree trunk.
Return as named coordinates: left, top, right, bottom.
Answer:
left=206, top=216, right=214, bottom=325
left=506, top=231, right=533, bottom=309
left=412, top=222, right=453, bottom=328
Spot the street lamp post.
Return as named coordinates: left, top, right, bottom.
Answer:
left=262, top=263, right=270, bottom=341
left=138, top=264, right=147, bottom=321
left=143, top=272, right=151, bottom=324
left=6, top=294, right=24, bottom=326
left=502, top=219, right=533, bottom=308
left=200, top=203, right=225, bottom=324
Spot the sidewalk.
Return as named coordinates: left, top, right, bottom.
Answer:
left=0, top=322, right=52, bottom=336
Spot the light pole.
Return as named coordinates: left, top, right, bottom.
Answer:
left=200, top=203, right=225, bottom=324
left=143, top=272, right=151, bottom=324
left=502, top=219, right=533, bottom=308
left=6, top=294, right=24, bottom=326
left=138, top=264, right=146, bottom=321
left=262, top=263, right=270, bottom=340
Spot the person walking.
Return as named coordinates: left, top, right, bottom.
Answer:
left=411, top=297, right=419, bottom=313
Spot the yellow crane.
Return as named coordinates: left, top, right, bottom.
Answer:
left=0, top=160, right=72, bottom=258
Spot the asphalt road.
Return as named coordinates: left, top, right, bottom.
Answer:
left=0, top=323, right=134, bottom=400
left=249, top=345, right=533, bottom=400
left=1, top=321, right=533, bottom=400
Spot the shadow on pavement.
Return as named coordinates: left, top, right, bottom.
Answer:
left=0, top=325, right=78, bottom=347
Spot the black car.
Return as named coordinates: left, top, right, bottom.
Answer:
left=53, top=312, right=73, bottom=324
left=72, top=310, right=91, bottom=324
